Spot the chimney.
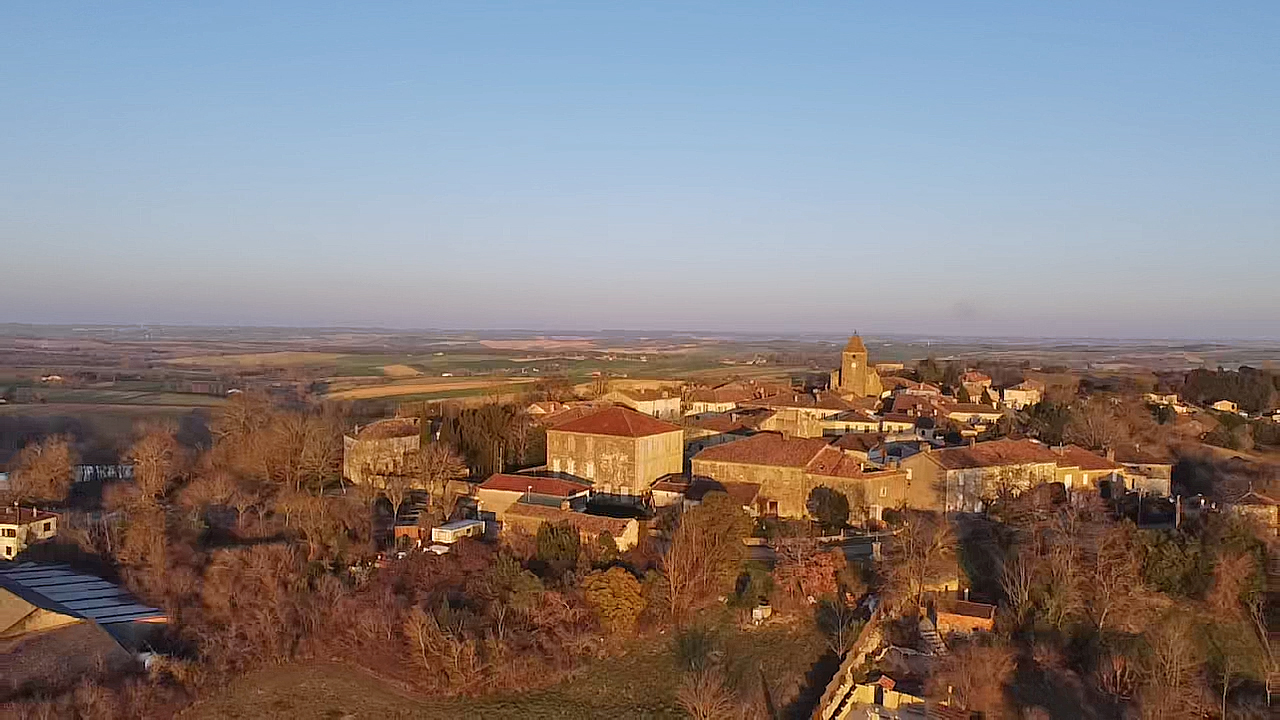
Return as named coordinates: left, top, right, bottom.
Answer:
left=1105, top=448, right=1115, bottom=461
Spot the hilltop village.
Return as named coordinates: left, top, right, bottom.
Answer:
left=2, top=334, right=1279, bottom=718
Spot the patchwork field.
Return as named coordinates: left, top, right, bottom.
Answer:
left=166, top=352, right=348, bottom=367
left=325, top=378, right=537, bottom=401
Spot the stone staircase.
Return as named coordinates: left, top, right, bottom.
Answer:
left=919, top=617, right=948, bottom=656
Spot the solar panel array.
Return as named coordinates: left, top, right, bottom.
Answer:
left=0, top=562, right=165, bottom=625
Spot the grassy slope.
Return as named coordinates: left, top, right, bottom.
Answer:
left=184, top=624, right=826, bottom=720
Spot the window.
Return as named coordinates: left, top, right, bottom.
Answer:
left=1, top=528, right=15, bottom=538
left=584, top=461, right=594, bottom=479
left=552, top=458, right=561, bottom=473
left=3, top=546, right=10, bottom=557
left=43, top=522, right=51, bottom=532
left=879, top=486, right=888, bottom=498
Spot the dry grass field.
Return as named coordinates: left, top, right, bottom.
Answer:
left=379, top=364, right=423, bottom=378
left=182, top=624, right=826, bottom=720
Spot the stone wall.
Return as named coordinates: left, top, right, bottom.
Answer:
left=342, top=434, right=419, bottom=485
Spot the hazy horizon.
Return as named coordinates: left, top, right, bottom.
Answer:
left=4, top=3, right=1278, bottom=339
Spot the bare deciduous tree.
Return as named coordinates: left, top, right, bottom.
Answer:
left=883, top=511, right=956, bottom=610
left=9, top=434, right=77, bottom=504
left=664, top=492, right=751, bottom=622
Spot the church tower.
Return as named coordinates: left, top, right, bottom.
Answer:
left=832, top=333, right=882, bottom=398
left=840, top=334, right=870, bottom=396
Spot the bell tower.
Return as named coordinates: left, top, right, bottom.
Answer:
left=840, top=334, right=869, bottom=396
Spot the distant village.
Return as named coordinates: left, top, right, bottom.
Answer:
left=3, top=334, right=1279, bottom=718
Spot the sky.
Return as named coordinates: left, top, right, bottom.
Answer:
left=2, top=2, right=1278, bottom=339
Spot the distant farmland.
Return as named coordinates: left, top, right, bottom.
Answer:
left=324, top=377, right=536, bottom=401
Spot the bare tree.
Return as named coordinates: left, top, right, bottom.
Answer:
left=408, top=442, right=468, bottom=522
left=1000, top=549, right=1037, bottom=628
left=676, top=667, right=737, bottom=720
left=1089, top=524, right=1142, bottom=632
left=883, top=511, right=956, bottom=610
left=665, top=492, right=751, bottom=622
left=127, top=426, right=182, bottom=501
left=8, top=434, right=78, bottom=504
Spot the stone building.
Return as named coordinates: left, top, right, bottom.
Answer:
left=897, top=438, right=1062, bottom=513
left=342, top=417, right=421, bottom=486
left=1002, top=379, right=1045, bottom=410
left=475, top=473, right=592, bottom=521
left=829, top=334, right=883, bottom=399
left=690, top=433, right=918, bottom=520
left=600, top=387, right=683, bottom=419
left=545, top=406, right=683, bottom=496
left=0, top=507, right=58, bottom=559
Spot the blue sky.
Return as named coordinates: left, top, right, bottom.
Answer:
left=2, top=2, right=1277, bottom=338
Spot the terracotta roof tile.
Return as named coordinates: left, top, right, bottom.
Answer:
left=549, top=406, right=682, bottom=438
left=0, top=507, right=58, bottom=525
left=693, top=433, right=831, bottom=468
left=934, top=439, right=1061, bottom=470
left=1053, top=445, right=1123, bottom=471
left=479, top=473, right=592, bottom=497
left=504, top=504, right=632, bottom=535
left=831, top=433, right=885, bottom=453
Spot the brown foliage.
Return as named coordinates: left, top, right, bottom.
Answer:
left=930, top=639, right=1016, bottom=714
left=883, top=511, right=956, bottom=610
left=664, top=492, right=751, bottom=623
left=8, top=435, right=77, bottom=504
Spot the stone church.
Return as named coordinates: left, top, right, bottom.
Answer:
left=829, top=334, right=883, bottom=399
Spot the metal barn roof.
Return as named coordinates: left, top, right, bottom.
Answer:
left=0, top=562, right=165, bottom=625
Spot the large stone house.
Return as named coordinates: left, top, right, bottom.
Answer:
left=0, top=507, right=58, bottom=560
left=743, top=390, right=867, bottom=439
left=1049, top=444, right=1126, bottom=493
left=342, top=417, right=420, bottom=486
left=690, top=433, right=918, bottom=520
left=829, top=334, right=883, bottom=399
left=1002, top=380, right=1045, bottom=410
left=684, top=381, right=759, bottom=415
left=600, top=387, right=683, bottom=420
left=546, top=406, right=683, bottom=497
left=897, top=439, right=1062, bottom=513
left=1112, top=443, right=1174, bottom=495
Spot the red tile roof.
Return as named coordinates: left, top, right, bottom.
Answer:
left=945, top=403, right=1003, bottom=415
left=479, top=473, right=592, bottom=497
left=686, top=408, right=775, bottom=434
left=693, top=433, right=831, bottom=467
left=745, top=391, right=854, bottom=412
left=1053, top=445, right=1123, bottom=471
left=0, top=507, right=58, bottom=525
left=504, top=504, right=632, bottom=535
left=933, top=439, right=1061, bottom=470
left=548, top=406, right=682, bottom=438
left=831, top=432, right=885, bottom=453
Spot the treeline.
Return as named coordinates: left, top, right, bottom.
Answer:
left=1181, top=367, right=1278, bottom=414
left=879, top=490, right=1274, bottom=717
